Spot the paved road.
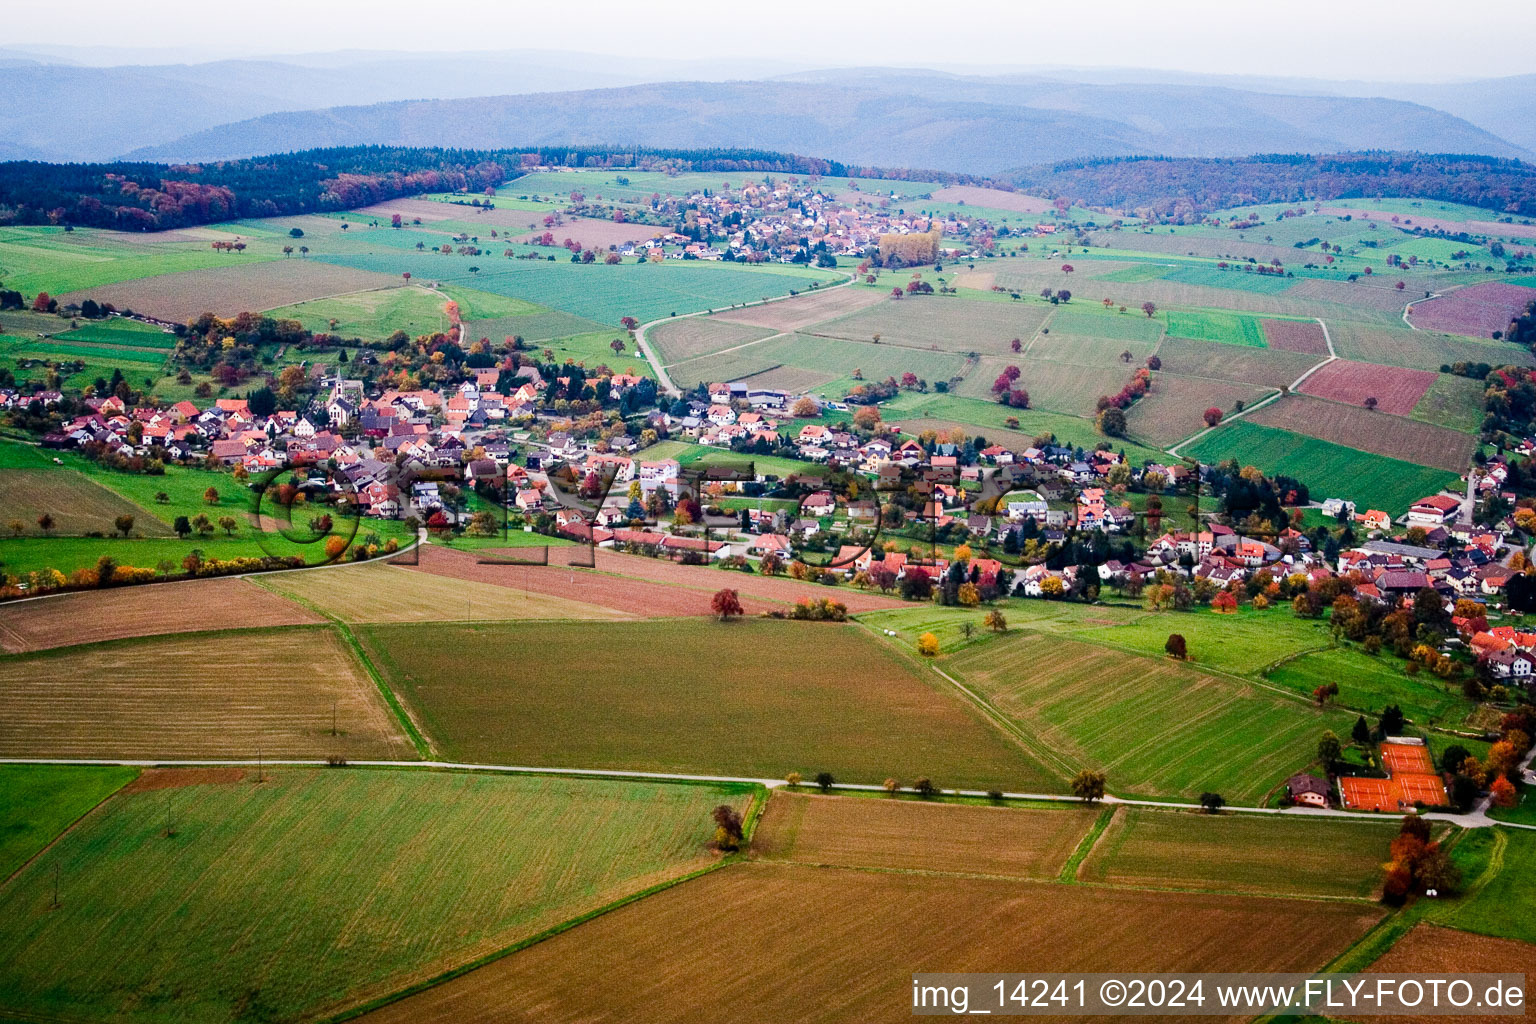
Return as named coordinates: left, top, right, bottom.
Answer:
left=7, top=756, right=1532, bottom=829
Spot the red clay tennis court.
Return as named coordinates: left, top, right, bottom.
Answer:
left=1339, top=777, right=1401, bottom=812
left=1381, top=744, right=1435, bottom=775
left=1397, top=773, right=1448, bottom=806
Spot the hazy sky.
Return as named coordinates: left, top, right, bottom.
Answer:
left=10, top=0, right=1536, bottom=80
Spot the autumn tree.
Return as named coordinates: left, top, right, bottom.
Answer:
left=203, top=486, right=220, bottom=505
left=1141, top=301, right=1157, bottom=318
left=711, top=804, right=745, bottom=851
left=1317, top=730, right=1343, bottom=770
left=711, top=588, right=744, bottom=622
left=35, top=513, right=54, bottom=536
left=114, top=515, right=134, bottom=538
left=1200, top=792, right=1225, bottom=814
left=1165, top=633, right=1187, bottom=659
left=1203, top=407, right=1223, bottom=427
left=917, top=632, right=940, bottom=657
left=1071, top=769, right=1106, bottom=804
left=985, top=609, right=1008, bottom=633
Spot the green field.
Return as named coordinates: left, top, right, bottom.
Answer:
left=1087, top=605, right=1335, bottom=676
left=1418, top=828, right=1536, bottom=945
left=265, top=285, right=453, bottom=339
left=1266, top=646, right=1476, bottom=727
left=315, top=251, right=840, bottom=326
left=1162, top=266, right=1298, bottom=294
left=943, top=629, right=1353, bottom=804
left=0, top=768, right=753, bottom=1024
left=1182, top=420, right=1458, bottom=514
left=1079, top=806, right=1393, bottom=899
left=51, top=317, right=177, bottom=348
left=0, top=226, right=276, bottom=297
left=0, top=764, right=138, bottom=879
left=879, top=392, right=1169, bottom=463
left=1164, top=309, right=1268, bottom=347
left=363, top=618, right=1053, bottom=791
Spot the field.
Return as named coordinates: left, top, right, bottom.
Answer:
left=0, top=764, right=138, bottom=879
left=1419, top=827, right=1536, bottom=945
left=1326, top=319, right=1533, bottom=371
left=1088, top=605, right=1334, bottom=677
left=0, top=577, right=322, bottom=653
left=1165, top=309, right=1267, bottom=347
left=1125, top=374, right=1272, bottom=446
left=1154, top=336, right=1321, bottom=389
left=512, top=216, right=666, bottom=249
left=1078, top=806, right=1392, bottom=898
left=58, top=258, right=398, bottom=321
left=316, top=252, right=840, bottom=326
left=754, top=791, right=1098, bottom=878
left=809, top=294, right=1053, bottom=354
left=357, top=862, right=1381, bottom=1024
left=671, top=331, right=969, bottom=394
left=0, top=769, right=752, bottom=1024
left=263, top=284, right=453, bottom=340
left=879, top=392, right=1169, bottom=463
left=955, top=354, right=1119, bottom=414
left=1266, top=646, right=1475, bottom=726
left=1367, top=925, right=1534, bottom=1024
left=0, top=627, right=414, bottom=759
left=1260, top=317, right=1330, bottom=354
left=943, top=629, right=1353, bottom=803
left=362, top=618, right=1053, bottom=790
left=710, top=284, right=882, bottom=332
left=1297, top=359, right=1438, bottom=416
left=1247, top=394, right=1476, bottom=473
left=0, top=225, right=264, bottom=297
left=1183, top=420, right=1459, bottom=513
left=0, top=466, right=175, bottom=538
left=51, top=316, right=178, bottom=349
left=1411, top=373, right=1487, bottom=434
left=1407, top=281, right=1535, bottom=337
left=646, top=316, right=775, bottom=365
left=255, top=559, right=634, bottom=623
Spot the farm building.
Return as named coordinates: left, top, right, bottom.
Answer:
left=1338, top=738, right=1447, bottom=812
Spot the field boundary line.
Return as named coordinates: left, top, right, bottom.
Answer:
left=0, top=767, right=139, bottom=891
left=1060, top=804, right=1117, bottom=882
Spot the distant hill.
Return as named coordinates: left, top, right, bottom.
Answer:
left=125, top=77, right=1527, bottom=173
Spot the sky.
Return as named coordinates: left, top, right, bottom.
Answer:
left=9, top=0, right=1536, bottom=81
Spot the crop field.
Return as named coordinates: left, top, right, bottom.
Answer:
left=1162, top=266, right=1297, bottom=294
left=263, top=284, right=453, bottom=340
left=733, top=365, right=837, bottom=391
left=1327, top=319, right=1534, bottom=370
left=51, top=317, right=177, bottom=349
left=715, top=332, right=969, bottom=386
left=358, top=862, right=1381, bottom=1024
left=60, top=259, right=398, bottom=321
left=0, top=769, right=750, bottom=1024
left=0, top=225, right=266, bottom=298
left=1154, top=336, right=1321, bottom=389
left=1027, top=327, right=1159, bottom=368
left=0, top=764, right=138, bottom=879
left=808, top=295, right=1052, bottom=354
left=879, top=393, right=1169, bottom=463
left=467, top=308, right=611, bottom=344
left=1411, top=373, right=1486, bottom=434
left=754, top=791, right=1097, bottom=878
left=363, top=617, right=1053, bottom=790
left=1367, top=925, right=1534, bottom=1024
left=1418, top=828, right=1536, bottom=945
left=1270, top=645, right=1480, bottom=726
left=1247, top=394, right=1476, bottom=472
left=0, top=466, right=174, bottom=538
left=0, top=577, right=321, bottom=653
left=1407, top=281, right=1536, bottom=337
left=928, top=186, right=1055, bottom=212
left=316, top=251, right=839, bottom=326
left=708, top=284, right=881, bottom=332
left=10, top=338, right=168, bottom=365
left=944, top=630, right=1353, bottom=803
left=1088, top=605, right=1335, bottom=677
left=647, top=316, right=776, bottom=364
left=1184, top=420, right=1460, bottom=513
left=0, top=627, right=414, bottom=759
left=254, top=558, right=633, bottom=623
left=1125, top=374, right=1272, bottom=446
left=1078, top=806, right=1393, bottom=898
left=1261, top=317, right=1329, bottom=354
left=1297, top=359, right=1438, bottom=416
left=1047, top=306, right=1166, bottom=343
left=1165, top=309, right=1267, bottom=347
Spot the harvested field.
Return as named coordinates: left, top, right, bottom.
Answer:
left=754, top=791, right=1096, bottom=878
left=1367, top=925, right=1534, bottom=1024
left=733, top=365, right=836, bottom=392
left=809, top=295, right=1053, bottom=354
left=945, top=630, right=1352, bottom=803
left=358, top=862, right=1381, bottom=1024
left=0, top=467, right=173, bottom=538
left=1327, top=319, right=1533, bottom=371
left=1149, top=337, right=1321, bottom=389
left=0, top=769, right=749, bottom=1024
left=648, top=316, right=775, bottom=365
left=1125, top=374, right=1271, bottom=446
left=354, top=197, right=549, bottom=231
left=0, top=627, right=414, bottom=759
left=0, top=577, right=321, bottom=653
left=1078, top=806, right=1392, bottom=899
left=929, top=186, right=1055, bottom=213
left=709, top=284, right=883, bottom=332
left=1261, top=317, right=1330, bottom=355
left=512, top=216, right=664, bottom=249
left=952, top=270, right=995, bottom=290
left=1298, top=359, right=1437, bottom=416
left=1288, top=276, right=1419, bottom=313
left=1248, top=394, right=1476, bottom=472
left=1412, top=373, right=1486, bottom=434
left=363, top=618, right=1051, bottom=790
left=954, top=355, right=1118, bottom=415
left=59, top=259, right=398, bottom=322
left=255, top=558, right=633, bottom=623
left=1408, top=281, right=1536, bottom=337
